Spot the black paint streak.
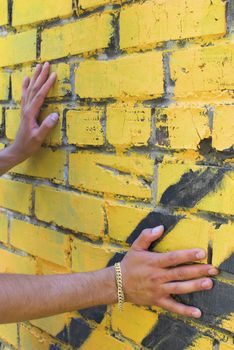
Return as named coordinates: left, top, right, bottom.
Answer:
left=107, top=252, right=126, bottom=267
left=142, top=315, right=197, bottom=350
left=160, top=168, right=225, bottom=208
left=49, top=344, right=62, bottom=350
left=79, top=305, right=107, bottom=324
left=68, top=318, right=92, bottom=348
left=56, top=326, right=69, bottom=344
left=126, top=212, right=181, bottom=248
left=176, top=280, right=234, bottom=326
left=220, top=253, right=234, bottom=274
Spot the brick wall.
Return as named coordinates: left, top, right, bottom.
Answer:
left=0, top=0, right=233, bottom=349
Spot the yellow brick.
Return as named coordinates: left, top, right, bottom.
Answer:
left=155, top=216, right=214, bottom=263
left=0, top=249, right=36, bottom=274
left=6, top=106, right=63, bottom=146
left=80, top=0, right=119, bottom=10
left=0, top=0, right=8, bottom=25
left=0, top=30, right=36, bottom=68
left=75, top=51, right=163, bottom=99
left=12, top=63, right=70, bottom=102
left=69, top=152, right=153, bottom=199
left=35, top=185, right=104, bottom=236
left=188, top=336, right=213, bottom=350
left=212, top=106, right=234, bottom=151
left=196, top=171, right=234, bottom=216
left=171, top=44, right=234, bottom=99
left=13, top=0, right=73, bottom=26
left=106, top=104, right=151, bottom=149
left=220, top=314, right=234, bottom=334
left=120, top=0, right=225, bottom=50
left=30, top=313, right=70, bottom=338
left=0, top=70, right=10, bottom=100
left=41, top=13, right=113, bottom=61
left=11, top=148, right=66, bottom=183
left=81, top=329, right=134, bottom=350
left=106, top=202, right=151, bottom=241
left=72, top=239, right=114, bottom=272
left=112, top=303, right=157, bottom=344
left=220, top=343, right=234, bottom=350
left=212, top=221, right=234, bottom=268
left=19, top=325, right=58, bottom=350
left=5, top=109, right=19, bottom=140
left=11, top=219, right=70, bottom=267
left=156, top=106, right=210, bottom=150
left=0, top=105, right=3, bottom=128
left=67, top=108, right=104, bottom=146
left=0, top=178, right=32, bottom=214
left=0, top=324, right=18, bottom=348
left=37, top=259, right=70, bottom=275
left=0, top=211, right=8, bottom=243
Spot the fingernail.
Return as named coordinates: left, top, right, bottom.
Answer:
left=50, top=113, right=59, bottom=122
left=192, top=308, right=201, bottom=318
left=152, top=225, right=164, bottom=235
left=208, top=268, right=219, bottom=276
left=44, top=62, right=49, bottom=67
left=195, top=250, right=206, bottom=259
left=201, top=279, right=212, bottom=289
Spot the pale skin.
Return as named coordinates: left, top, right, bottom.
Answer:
left=0, top=63, right=219, bottom=324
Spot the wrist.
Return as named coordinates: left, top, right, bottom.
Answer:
left=103, top=266, right=118, bottom=305
left=6, top=143, right=27, bottom=166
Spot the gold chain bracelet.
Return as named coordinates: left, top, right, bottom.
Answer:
left=114, top=262, right=125, bottom=311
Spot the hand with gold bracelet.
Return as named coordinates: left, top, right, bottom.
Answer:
left=0, top=65, right=219, bottom=324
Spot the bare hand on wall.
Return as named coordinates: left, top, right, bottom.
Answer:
left=0, top=63, right=58, bottom=175
left=121, top=225, right=219, bottom=318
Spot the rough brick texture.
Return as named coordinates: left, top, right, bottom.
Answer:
left=0, top=0, right=233, bottom=349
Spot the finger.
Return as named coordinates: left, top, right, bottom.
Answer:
left=131, top=225, right=164, bottom=251
left=26, top=64, right=42, bottom=102
left=21, top=76, right=30, bottom=107
left=35, top=113, right=59, bottom=142
left=161, top=297, right=202, bottom=319
left=28, top=62, right=50, bottom=101
left=157, top=248, right=206, bottom=268
left=164, top=277, right=213, bottom=295
left=30, top=72, right=56, bottom=113
left=165, top=264, right=219, bottom=282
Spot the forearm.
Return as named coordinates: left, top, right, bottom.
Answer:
left=0, top=145, right=23, bottom=176
left=0, top=268, right=117, bottom=324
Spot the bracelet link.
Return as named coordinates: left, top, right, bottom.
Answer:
left=114, top=262, right=125, bottom=311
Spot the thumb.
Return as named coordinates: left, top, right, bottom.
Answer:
left=131, top=225, right=164, bottom=251
left=37, top=113, right=59, bottom=140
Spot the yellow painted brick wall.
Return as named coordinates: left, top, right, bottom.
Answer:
left=0, top=0, right=233, bottom=349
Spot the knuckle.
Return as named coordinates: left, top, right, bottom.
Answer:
left=31, top=133, right=42, bottom=144
left=150, top=272, right=162, bottom=284
left=23, top=107, right=30, bottom=118
left=171, top=283, right=180, bottom=294
left=168, top=252, right=179, bottom=266
left=36, top=92, right=43, bottom=100
left=32, top=86, right=38, bottom=94
left=140, top=229, right=150, bottom=242
left=141, top=229, right=150, bottom=237
left=174, top=268, right=186, bottom=280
